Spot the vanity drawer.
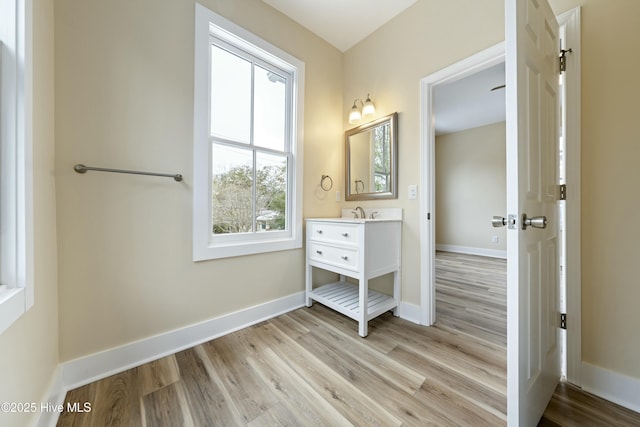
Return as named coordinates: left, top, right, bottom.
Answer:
left=309, top=242, right=359, bottom=271
left=308, top=222, right=359, bottom=246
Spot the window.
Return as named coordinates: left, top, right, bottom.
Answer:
left=193, top=5, right=304, bottom=260
left=0, top=0, right=34, bottom=335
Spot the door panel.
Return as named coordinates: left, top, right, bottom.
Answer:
left=506, top=0, right=561, bottom=425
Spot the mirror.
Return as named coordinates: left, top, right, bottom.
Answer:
left=345, top=112, right=398, bottom=200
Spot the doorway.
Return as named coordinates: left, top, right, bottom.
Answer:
left=431, top=61, right=508, bottom=345
left=419, top=7, right=581, bottom=385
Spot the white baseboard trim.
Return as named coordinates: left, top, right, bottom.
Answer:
left=37, top=365, right=65, bottom=427
left=60, top=292, right=305, bottom=392
left=580, top=362, right=640, bottom=413
left=436, top=244, right=506, bottom=259
left=399, top=301, right=422, bottom=325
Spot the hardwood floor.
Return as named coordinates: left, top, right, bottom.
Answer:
left=57, top=252, right=640, bottom=426
left=435, top=251, right=507, bottom=346
left=540, top=382, right=640, bottom=427
left=58, top=305, right=507, bottom=426
left=435, top=251, right=640, bottom=427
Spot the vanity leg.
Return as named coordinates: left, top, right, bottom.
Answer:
left=305, top=263, right=313, bottom=307
left=392, top=269, right=400, bottom=317
left=358, top=276, right=368, bottom=337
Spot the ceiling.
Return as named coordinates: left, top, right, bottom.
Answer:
left=434, top=62, right=506, bottom=135
left=262, top=0, right=418, bottom=52
left=261, top=1, right=505, bottom=134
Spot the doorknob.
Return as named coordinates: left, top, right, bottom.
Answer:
left=522, top=214, right=547, bottom=230
left=492, top=216, right=507, bottom=227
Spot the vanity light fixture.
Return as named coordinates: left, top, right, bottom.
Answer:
left=348, top=93, right=376, bottom=124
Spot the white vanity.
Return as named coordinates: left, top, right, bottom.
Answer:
left=305, top=208, right=401, bottom=337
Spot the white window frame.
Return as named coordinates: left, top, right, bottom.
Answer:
left=193, top=4, right=304, bottom=261
left=0, top=0, right=34, bottom=335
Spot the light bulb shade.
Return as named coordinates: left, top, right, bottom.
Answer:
left=349, top=105, right=362, bottom=124
left=362, top=101, right=375, bottom=116
left=362, top=95, right=375, bottom=116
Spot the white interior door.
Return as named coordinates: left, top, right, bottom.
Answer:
left=506, top=0, right=562, bottom=425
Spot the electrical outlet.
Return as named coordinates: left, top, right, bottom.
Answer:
left=491, top=236, right=499, bottom=244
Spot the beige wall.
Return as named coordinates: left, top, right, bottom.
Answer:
left=436, top=122, right=507, bottom=252
left=345, top=0, right=640, bottom=381
left=550, top=0, right=640, bottom=379
left=54, top=0, right=343, bottom=361
left=0, top=0, right=59, bottom=426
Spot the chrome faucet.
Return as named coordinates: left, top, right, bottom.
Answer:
left=353, top=206, right=366, bottom=219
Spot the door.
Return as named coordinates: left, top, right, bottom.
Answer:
left=506, top=0, right=561, bottom=425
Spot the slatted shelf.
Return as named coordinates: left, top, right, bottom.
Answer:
left=309, top=281, right=396, bottom=322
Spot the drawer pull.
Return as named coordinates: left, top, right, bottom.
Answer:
left=341, top=232, right=349, bottom=237
left=341, top=255, right=349, bottom=260
left=316, top=230, right=323, bottom=234
left=316, top=250, right=323, bottom=255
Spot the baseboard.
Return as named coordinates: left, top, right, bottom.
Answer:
left=36, top=365, right=65, bottom=427
left=399, top=301, right=422, bottom=325
left=580, top=362, right=640, bottom=413
left=60, top=291, right=305, bottom=392
left=436, top=244, right=506, bottom=259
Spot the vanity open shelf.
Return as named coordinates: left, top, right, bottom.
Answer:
left=305, top=208, right=401, bottom=337
left=308, top=281, right=396, bottom=320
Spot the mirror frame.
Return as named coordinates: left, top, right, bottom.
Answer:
left=345, top=112, right=398, bottom=201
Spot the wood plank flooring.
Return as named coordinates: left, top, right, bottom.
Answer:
left=58, top=307, right=507, bottom=426
left=56, top=251, right=640, bottom=426
left=435, top=251, right=507, bottom=346
left=434, top=251, right=640, bottom=427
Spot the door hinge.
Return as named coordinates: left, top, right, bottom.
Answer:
left=560, top=313, right=567, bottom=330
left=559, top=48, right=573, bottom=73
left=559, top=184, right=567, bottom=200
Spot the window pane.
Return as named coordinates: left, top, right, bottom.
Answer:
left=254, top=66, right=286, bottom=151
left=256, top=152, right=287, bottom=232
left=211, top=144, right=253, bottom=234
left=210, top=45, right=251, bottom=143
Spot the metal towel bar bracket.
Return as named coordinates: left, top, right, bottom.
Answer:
left=74, top=164, right=183, bottom=182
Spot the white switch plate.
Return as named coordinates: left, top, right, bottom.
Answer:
left=408, top=184, right=418, bottom=200
left=335, top=190, right=341, bottom=202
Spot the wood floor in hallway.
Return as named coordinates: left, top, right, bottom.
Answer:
left=56, top=251, right=640, bottom=426
left=434, top=251, right=640, bottom=427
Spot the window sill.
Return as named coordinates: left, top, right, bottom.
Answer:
left=194, top=236, right=302, bottom=261
left=0, top=287, right=26, bottom=335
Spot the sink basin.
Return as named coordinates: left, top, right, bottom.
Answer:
left=306, top=208, right=402, bottom=223
left=340, top=207, right=402, bottom=221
